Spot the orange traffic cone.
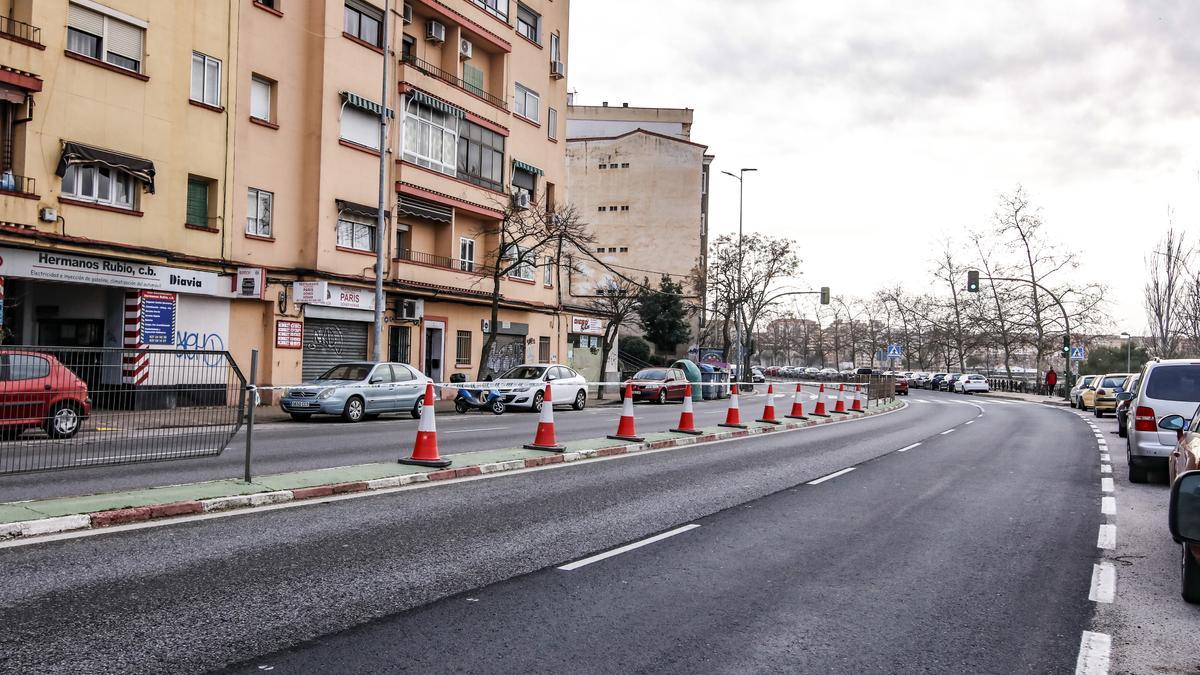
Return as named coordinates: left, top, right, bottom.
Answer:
left=524, top=383, right=565, bottom=451
left=719, top=380, right=747, bottom=428
left=832, top=383, right=849, bottom=414
left=812, top=382, right=830, bottom=417
left=757, top=383, right=782, bottom=424
left=399, top=382, right=452, bottom=468
left=851, top=384, right=864, bottom=412
left=786, top=383, right=807, bottom=419
left=608, top=383, right=644, bottom=442
left=671, top=383, right=703, bottom=435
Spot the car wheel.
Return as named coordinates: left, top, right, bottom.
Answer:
left=455, top=400, right=470, bottom=414
left=1182, top=544, right=1200, bottom=604
left=572, top=389, right=586, bottom=410
left=532, top=390, right=545, bottom=413
left=658, top=390, right=668, bottom=405
left=412, top=398, right=424, bottom=419
left=490, top=400, right=506, bottom=415
left=45, top=402, right=82, bottom=439
left=289, top=413, right=312, bottom=422
left=1128, top=459, right=1149, bottom=484
left=1070, top=399, right=1077, bottom=409
left=342, top=396, right=365, bottom=423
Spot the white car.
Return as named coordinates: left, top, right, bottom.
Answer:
left=955, top=374, right=990, bottom=394
left=491, top=364, right=588, bottom=411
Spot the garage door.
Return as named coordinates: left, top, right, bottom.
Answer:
left=302, top=318, right=369, bottom=380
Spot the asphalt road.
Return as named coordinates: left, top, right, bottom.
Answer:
left=0, top=389, right=1108, bottom=674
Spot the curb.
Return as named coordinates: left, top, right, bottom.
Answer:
left=1, top=401, right=906, bottom=542
left=978, top=391, right=1070, bottom=407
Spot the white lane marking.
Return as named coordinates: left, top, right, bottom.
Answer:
left=1097, top=524, right=1116, bottom=550
left=940, top=428, right=956, bottom=435
left=964, top=420, right=974, bottom=425
left=914, top=399, right=929, bottom=403
left=1089, top=562, right=1116, bottom=603
left=1100, top=453, right=1110, bottom=462
left=807, top=467, right=856, bottom=485
left=1101, top=477, right=1114, bottom=493
left=897, top=443, right=921, bottom=453
left=1074, top=631, right=1112, bottom=675
left=558, top=524, right=700, bottom=571
left=1101, top=497, right=1116, bottom=515
left=1100, top=465, right=1111, bottom=474
left=442, top=426, right=508, bottom=434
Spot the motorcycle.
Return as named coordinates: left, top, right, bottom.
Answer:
left=454, top=386, right=506, bottom=415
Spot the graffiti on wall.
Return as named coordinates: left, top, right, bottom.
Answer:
left=175, top=330, right=226, bottom=367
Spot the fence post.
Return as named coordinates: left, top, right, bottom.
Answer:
left=244, top=349, right=258, bottom=483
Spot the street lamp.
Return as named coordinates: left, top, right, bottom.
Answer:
left=1120, top=331, right=1131, bottom=372
left=721, top=168, right=757, bottom=383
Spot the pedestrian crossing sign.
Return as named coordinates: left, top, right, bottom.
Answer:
left=1070, top=347, right=1086, bottom=361
left=885, top=344, right=903, bottom=359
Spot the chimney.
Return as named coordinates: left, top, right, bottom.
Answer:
left=622, top=102, right=629, bottom=107
left=602, top=101, right=608, bottom=106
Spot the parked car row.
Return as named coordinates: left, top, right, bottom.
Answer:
left=765, top=366, right=873, bottom=382
left=902, top=371, right=991, bottom=394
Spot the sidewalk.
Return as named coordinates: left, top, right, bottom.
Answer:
left=977, top=390, right=1070, bottom=407
left=0, top=399, right=904, bottom=542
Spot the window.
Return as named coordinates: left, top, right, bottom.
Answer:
left=598, top=164, right=607, bottom=169
left=255, top=0, right=278, bottom=8
left=504, top=244, right=535, bottom=280
left=341, top=105, right=380, bottom=151
left=596, top=247, right=604, bottom=253
left=516, top=4, right=540, bottom=43
left=67, top=3, right=145, bottom=74
left=246, top=187, right=273, bottom=236
left=460, top=237, right=476, bottom=272
left=463, top=63, right=485, bottom=98
left=456, top=331, right=472, bottom=366
left=620, top=205, right=629, bottom=211
left=597, top=206, right=605, bottom=212
left=472, top=0, right=507, bottom=21
left=543, top=255, right=553, bottom=286
left=186, top=176, right=212, bottom=227
left=190, top=52, right=221, bottom=106
left=514, top=84, right=539, bottom=123
left=337, top=212, right=376, bottom=252
left=547, top=107, right=557, bottom=140
left=396, top=226, right=408, bottom=255
left=250, top=75, right=274, bottom=122
left=389, top=325, right=411, bottom=363
left=550, top=32, right=561, bottom=62
left=621, top=162, right=629, bottom=168
left=538, top=336, right=551, bottom=363
left=62, top=164, right=136, bottom=209
left=701, top=170, right=708, bottom=195
left=457, top=118, right=504, bottom=191
left=344, top=0, right=383, bottom=47
left=404, top=98, right=458, bottom=175
left=370, top=364, right=395, bottom=384
left=619, top=247, right=628, bottom=252
left=512, top=166, right=537, bottom=199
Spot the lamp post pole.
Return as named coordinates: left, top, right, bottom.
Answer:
left=1121, top=331, right=1131, bottom=372
left=721, top=168, right=756, bottom=385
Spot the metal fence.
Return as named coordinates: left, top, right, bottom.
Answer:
left=0, top=346, right=245, bottom=474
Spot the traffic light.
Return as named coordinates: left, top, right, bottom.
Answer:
left=967, top=270, right=980, bottom=293
left=1062, top=335, right=1070, bottom=356
left=819, top=286, right=830, bottom=305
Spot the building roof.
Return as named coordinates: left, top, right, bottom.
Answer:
left=564, top=127, right=709, bottom=151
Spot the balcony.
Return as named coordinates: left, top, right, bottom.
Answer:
left=395, top=247, right=480, bottom=273
left=0, top=15, right=42, bottom=48
left=0, top=172, right=36, bottom=197
left=400, top=53, right=507, bottom=112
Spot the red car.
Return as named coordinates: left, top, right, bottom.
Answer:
left=623, top=367, right=691, bottom=404
left=0, top=350, right=91, bottom=440
left=894, top=376, right=909, bottom=396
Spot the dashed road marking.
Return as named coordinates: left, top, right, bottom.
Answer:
left=807, top=467, right=856, bottom=485
left=1074, top=631, right=1111, bottom=675
left=939, top=428, right=956, bottom=435
left=1101, top=477, right=1114, bottom=493
left=1100, top=453, right=1110, bottom=462
left=1100, top=464, right=1111, bottom=474
left=558, top=523, right=701, bottom=571
left=1097, top=524, right=1115, bottom=550
left=1101, top=497, right=1116, bottom=515
left=1089, top=562, right=1116, bottom=603
left=964, top=420, right=974, bottom=425
left=897, top=443, right=921, bottom=453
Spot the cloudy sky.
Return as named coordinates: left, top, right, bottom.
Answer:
left=567, top=0, right=1200, bottom=334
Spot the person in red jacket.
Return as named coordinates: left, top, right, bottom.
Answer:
left=1045, top=368, right=1058, bottom=396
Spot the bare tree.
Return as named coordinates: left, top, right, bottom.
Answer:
left=970, top=231, right=1023, bottom=377
left=1144, top=225, right=1189, bottom=358
left=582, top=276, right=641, bottom=398
left=932, top=241, right=972, bottom=372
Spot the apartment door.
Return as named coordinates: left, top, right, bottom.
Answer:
left=423, top=320, right=445, bottom=383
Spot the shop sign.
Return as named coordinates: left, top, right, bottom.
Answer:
left=571, top=316, right=604, bottom=335
left=275, top=319, right=303, bottom=349
left=292, top=281, right=375, bottom=310
left=140, top=291, right=177, bottom=345
left=0, top=246, right=230, bottom=297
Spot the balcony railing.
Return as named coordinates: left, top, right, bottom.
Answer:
left=395, top=248, right=479, bottom=272
left=0, top=15, right=42, bottom=46
left=0, top=172, right=36, bottom=196
left=400, top=54, right=508, bottom=111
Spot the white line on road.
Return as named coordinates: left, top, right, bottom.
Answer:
left=1089, top=562, right=1116, bottom=603
left=964, top=420, right=974, bottom=425
left=1101, top=496, right=1116, bottom=515
left=558, top=524, right=700, bottom=571
left=940, top=428, right=956, bottom=435
left=897, top=443, right=921, bottom=453
left=442, top=426, right=508, bottom=434
left=1097, top=524, right=1116, bottom=550
left=1100, top=453, right=1110, bottom=462
left=807, top=467, right=856, bottom=485
left=1074, top=631, right=1112, bottom=675
left=1101, top=477, right=1114, bottom=493
left=1100, top=464, right=1111, bottom=474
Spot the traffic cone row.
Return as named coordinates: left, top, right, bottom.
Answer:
left=812, top=383, right=830, bottom=417
left=757, top=384, right=781, bottom=424
left=719, top=380, right=747, bottom=429
left=832, top=384, right=849, bottom=414
left=671, top=383, right=703, bottom=435
left=786, top=383, right=807, bottom=419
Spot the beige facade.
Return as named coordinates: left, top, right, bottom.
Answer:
left=0, top=0, right=590, bottom=392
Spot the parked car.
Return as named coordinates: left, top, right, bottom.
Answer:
left=894, top=375, right=909, bottom=396
left=493, top=364, right=588, bottom=412
left=1116, top=374, right=1140, bottom=438
left=819, top=368, right=839, bottom=381
left=1070, top=375, right=1098, bottom=409
left=750, top=366, right=766, bottom=383
left=281, top=361, right=430, bottom=422
left=804, top=367, right=821, bottom=378
left=1088, top=372, right=1134, bottom=418
left=623, top=367, right=691, bottom=404
left=942, top=374, right=964, bottom=392
left=929, top=373, right=948, bottom=390
left=955, top=373, right=990, bottom=394
left=1120, top=359, right=1200, bottom=483
left=0, top=350, right=92, bottom=440
left=1154, top=413, right=1200, bottom=602
left=912, top=373, right=930, bottom=388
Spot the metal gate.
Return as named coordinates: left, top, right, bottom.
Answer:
left=302, top=319, right=369, bottom=380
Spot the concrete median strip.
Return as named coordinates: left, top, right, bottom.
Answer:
left=0, top=400, right=905, bottom=543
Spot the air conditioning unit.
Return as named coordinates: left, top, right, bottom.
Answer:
left=39, top=207, right=57, bottom=223
left=512, top=189, right=531, bottom=210
left=402, top=2, right=412, bottom=24
left=426, top=20, right=446, bottom=43
left=459, top=39, right=473, bottom=60
left=396, top=298, right=424, bottom=321
left=550, top=60, right=566, bottom=79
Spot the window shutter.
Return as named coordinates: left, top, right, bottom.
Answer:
left=67, top=3, right=104, bottom=35
left=251, top=78, right=271, bottom=120
left=186, top=179, right=208, bottom=225
left=341, top=106, right=379, bottom=149
left=106, top=19, right=144, bottom=63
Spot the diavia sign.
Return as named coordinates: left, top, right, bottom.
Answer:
left=571, top=316, right=604, bottom=335
left=292, top=281, right=375, bottom=311
left=0, top=247, right=230, bottom=297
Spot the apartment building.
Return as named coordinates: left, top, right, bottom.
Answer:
left=0, top=0, right=578, bottom=393
left=565, top=102, right=712, bottom=356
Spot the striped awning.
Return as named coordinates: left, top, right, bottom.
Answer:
left=341, top=91, right=394, bottom=118
left=336, top=199, right=389, bottom=219
left=512, top=159, right=544, bottom=176
left=407, top=89, right=465, bottom=118
left=397, top=194, right=452, bottom=223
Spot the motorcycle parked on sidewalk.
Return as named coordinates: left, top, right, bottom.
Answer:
left=454, top=387, right=506, bottom=415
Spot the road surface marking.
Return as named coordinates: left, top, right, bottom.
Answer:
left=442, top=426, right=508, bottom=434
left=1074, top=631, right=1111, bottom=675
left=1100, top=464, right=1111, bottom=474
left=1101, top=477, right=1114, bottom=493
left=1101, top=497, right=1116, bottom=515
left=964, top=420, right=974, bottom=425
left=897, top=443, right=921, bottom=453
left=914, top=399, right=929, bottom=403
left=1100, top=453, right=1110, bottom=462
left=1097, top=524, right=1116, bottom=550
left=807, top=467, right=856, bottom=485
left=940, top=428, right=956, bottom=435
left=1089, top=562, right=1115, bottom=603
left=558, top=524, right=700, bottom=571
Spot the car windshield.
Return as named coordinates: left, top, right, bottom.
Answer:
left=1080, top=376, right=1097, bottom=387
left=316, top=364, right=372, bottom=381
left=500, top=366, right=547, bottom=380
left=1144, top=365, right=1200, bottom=402
left=634, top=369, right=669, bottom=380
left=1100, top=376, right=1124, bottom=388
